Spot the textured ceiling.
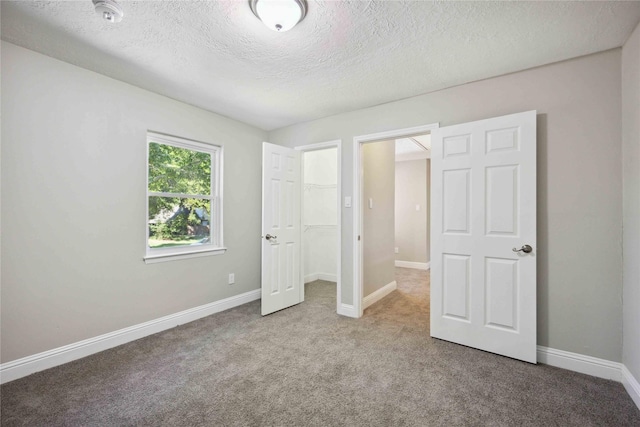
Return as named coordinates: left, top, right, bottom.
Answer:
left=2, top=1, right=640, bottom=130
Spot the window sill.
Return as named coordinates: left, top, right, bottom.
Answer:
left=144, top=247, right=227, bottom=264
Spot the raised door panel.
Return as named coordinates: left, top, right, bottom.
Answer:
left=442, top=169, right=471, bottom=235
left=485, top=165, right=519, bottom=236
left=442, top=254, right=470, bottom=321
left=485, top=257, right=518, bottom=331
left=486, top=127, right=519, bottom=154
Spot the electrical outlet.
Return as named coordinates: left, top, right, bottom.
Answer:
left=228, top=273, right=235, bottom=285
left=395, top=247, right=399, bottom=254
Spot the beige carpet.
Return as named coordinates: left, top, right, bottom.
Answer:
left=2, top=268, right=639, bottom=426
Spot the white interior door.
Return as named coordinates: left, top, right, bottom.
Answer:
left=262, top=142, right=302, bottom=315
left=430, top=110, right=537, bottom=363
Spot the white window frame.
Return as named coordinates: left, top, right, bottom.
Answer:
left=144, top=131, right=225, bottom=264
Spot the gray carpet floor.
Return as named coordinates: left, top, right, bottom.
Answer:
left=2, top=268, right=639, bottom=426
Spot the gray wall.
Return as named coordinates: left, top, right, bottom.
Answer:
left=622, top=22, right=640, bottom=380
left=362, top=141, right=396, bottom=297
left=1, top=42, right=267, bottom=363
left=269, top=49, right=624, bottom=362
left=395, top=159, right=429, bottom=264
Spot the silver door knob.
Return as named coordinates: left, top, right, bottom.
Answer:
left=265, top=234, right=277, bottom=241
left=512, top=245, right=532, bottom=253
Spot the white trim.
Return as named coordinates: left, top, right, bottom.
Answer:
left=144, top=247, right=227, bottom=264
left=304, top=273, right=338, bottom=284
left=295, top=140, right=340, bottom=151
left=622, top=365, right=640, bottom=410
left=356, top=124, right=440, bottom=143
left=354, top=123, right=439, bottom=318
left=520, top=346, right=640, bottom=408
left=304, top=273, right=319, bottom=283
left=363, top=281, right=397, bottom=310
left=0, top=289, right=261, bottom=384
left=337, top=303, right=357, bottom=318
left=147, top=131, right=219, bottom=152
left=395, top=261, right=430, bottom=270
left=536, top=346, right=622, bottom=381
left=296, top=140, right=342, bottom=316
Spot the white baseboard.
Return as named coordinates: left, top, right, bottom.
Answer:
left=304, top=273, right=319, bottom=283
left=304, top=273, right=337, bottom=284
left=536, top=346, right=622, bottom=381
left=622, top=365, right=640, bottom=410
left=0, top=289, right=261, bottom=384
left=363, top=281, right=397, bottom=309
left=337, top=303, right=358, bottom=318
left=395, top=261, right=430, bottom=270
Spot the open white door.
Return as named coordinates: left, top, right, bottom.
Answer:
left=261, top=142, right=303, bottom=315
left=430, top=111, right=537, bottom=363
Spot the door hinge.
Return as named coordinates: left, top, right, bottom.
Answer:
left=358, top=235, right=361, bottom=241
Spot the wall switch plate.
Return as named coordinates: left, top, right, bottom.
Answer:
left=369, top=198, right=373, bottom=209
left=228, top=273, right=235, bottom=285
left=416, top=204, right=420, bottom=211
left=395, top=247, right=399, bottom=254
left=345, top=196, right=352, bottom=208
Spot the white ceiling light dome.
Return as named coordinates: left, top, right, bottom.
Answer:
left=249, top=0, right=307, bottom=32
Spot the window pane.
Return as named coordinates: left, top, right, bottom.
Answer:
left=148, top=142, right=211, bottom=195
left=148, top=197, right=212, bottom=248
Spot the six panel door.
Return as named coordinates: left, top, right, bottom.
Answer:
left=261, top=142, right=302, bottom=316
left=430, top=111, right=537, bottom=363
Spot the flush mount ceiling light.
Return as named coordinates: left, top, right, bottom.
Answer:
left=249, top=0, right=307, bottom=32
left=92, top=0, right=124, bottom=23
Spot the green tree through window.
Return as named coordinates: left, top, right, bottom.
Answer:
left=146, top=135, right=221, bottom=255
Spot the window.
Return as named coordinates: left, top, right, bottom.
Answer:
left=145, top=132, right=224, bottom=263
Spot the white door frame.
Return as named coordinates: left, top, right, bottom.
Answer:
left=352, top=124, right=439, bottom=317
left=295, top=140, right=342, bottom=314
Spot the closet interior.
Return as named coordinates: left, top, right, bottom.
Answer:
left=302, top=147, right=338, bottom=285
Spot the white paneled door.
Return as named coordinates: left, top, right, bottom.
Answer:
left=261, top=142, right=303, bottom=315
left=430, top=111, right=537, bottom=363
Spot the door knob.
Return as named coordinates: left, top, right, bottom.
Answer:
left=265, top=234, right=277, bottom=241
left=512, top=245, right=533, bottom=254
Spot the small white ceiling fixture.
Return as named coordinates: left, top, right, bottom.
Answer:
left=249, top=0, right=307, bottom=32
left=92, top=0, right=124, bottom=23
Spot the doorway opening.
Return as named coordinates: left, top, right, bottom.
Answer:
left=297, top=140, right=342, bottom=314
left=394, top=135, right=432, bottom=272
left=353, top=124, right=439, bottom=317
left=351, top=111, right=537, bottom=362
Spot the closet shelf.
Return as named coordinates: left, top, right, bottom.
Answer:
left=304, top=184, right=337, bottom=190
